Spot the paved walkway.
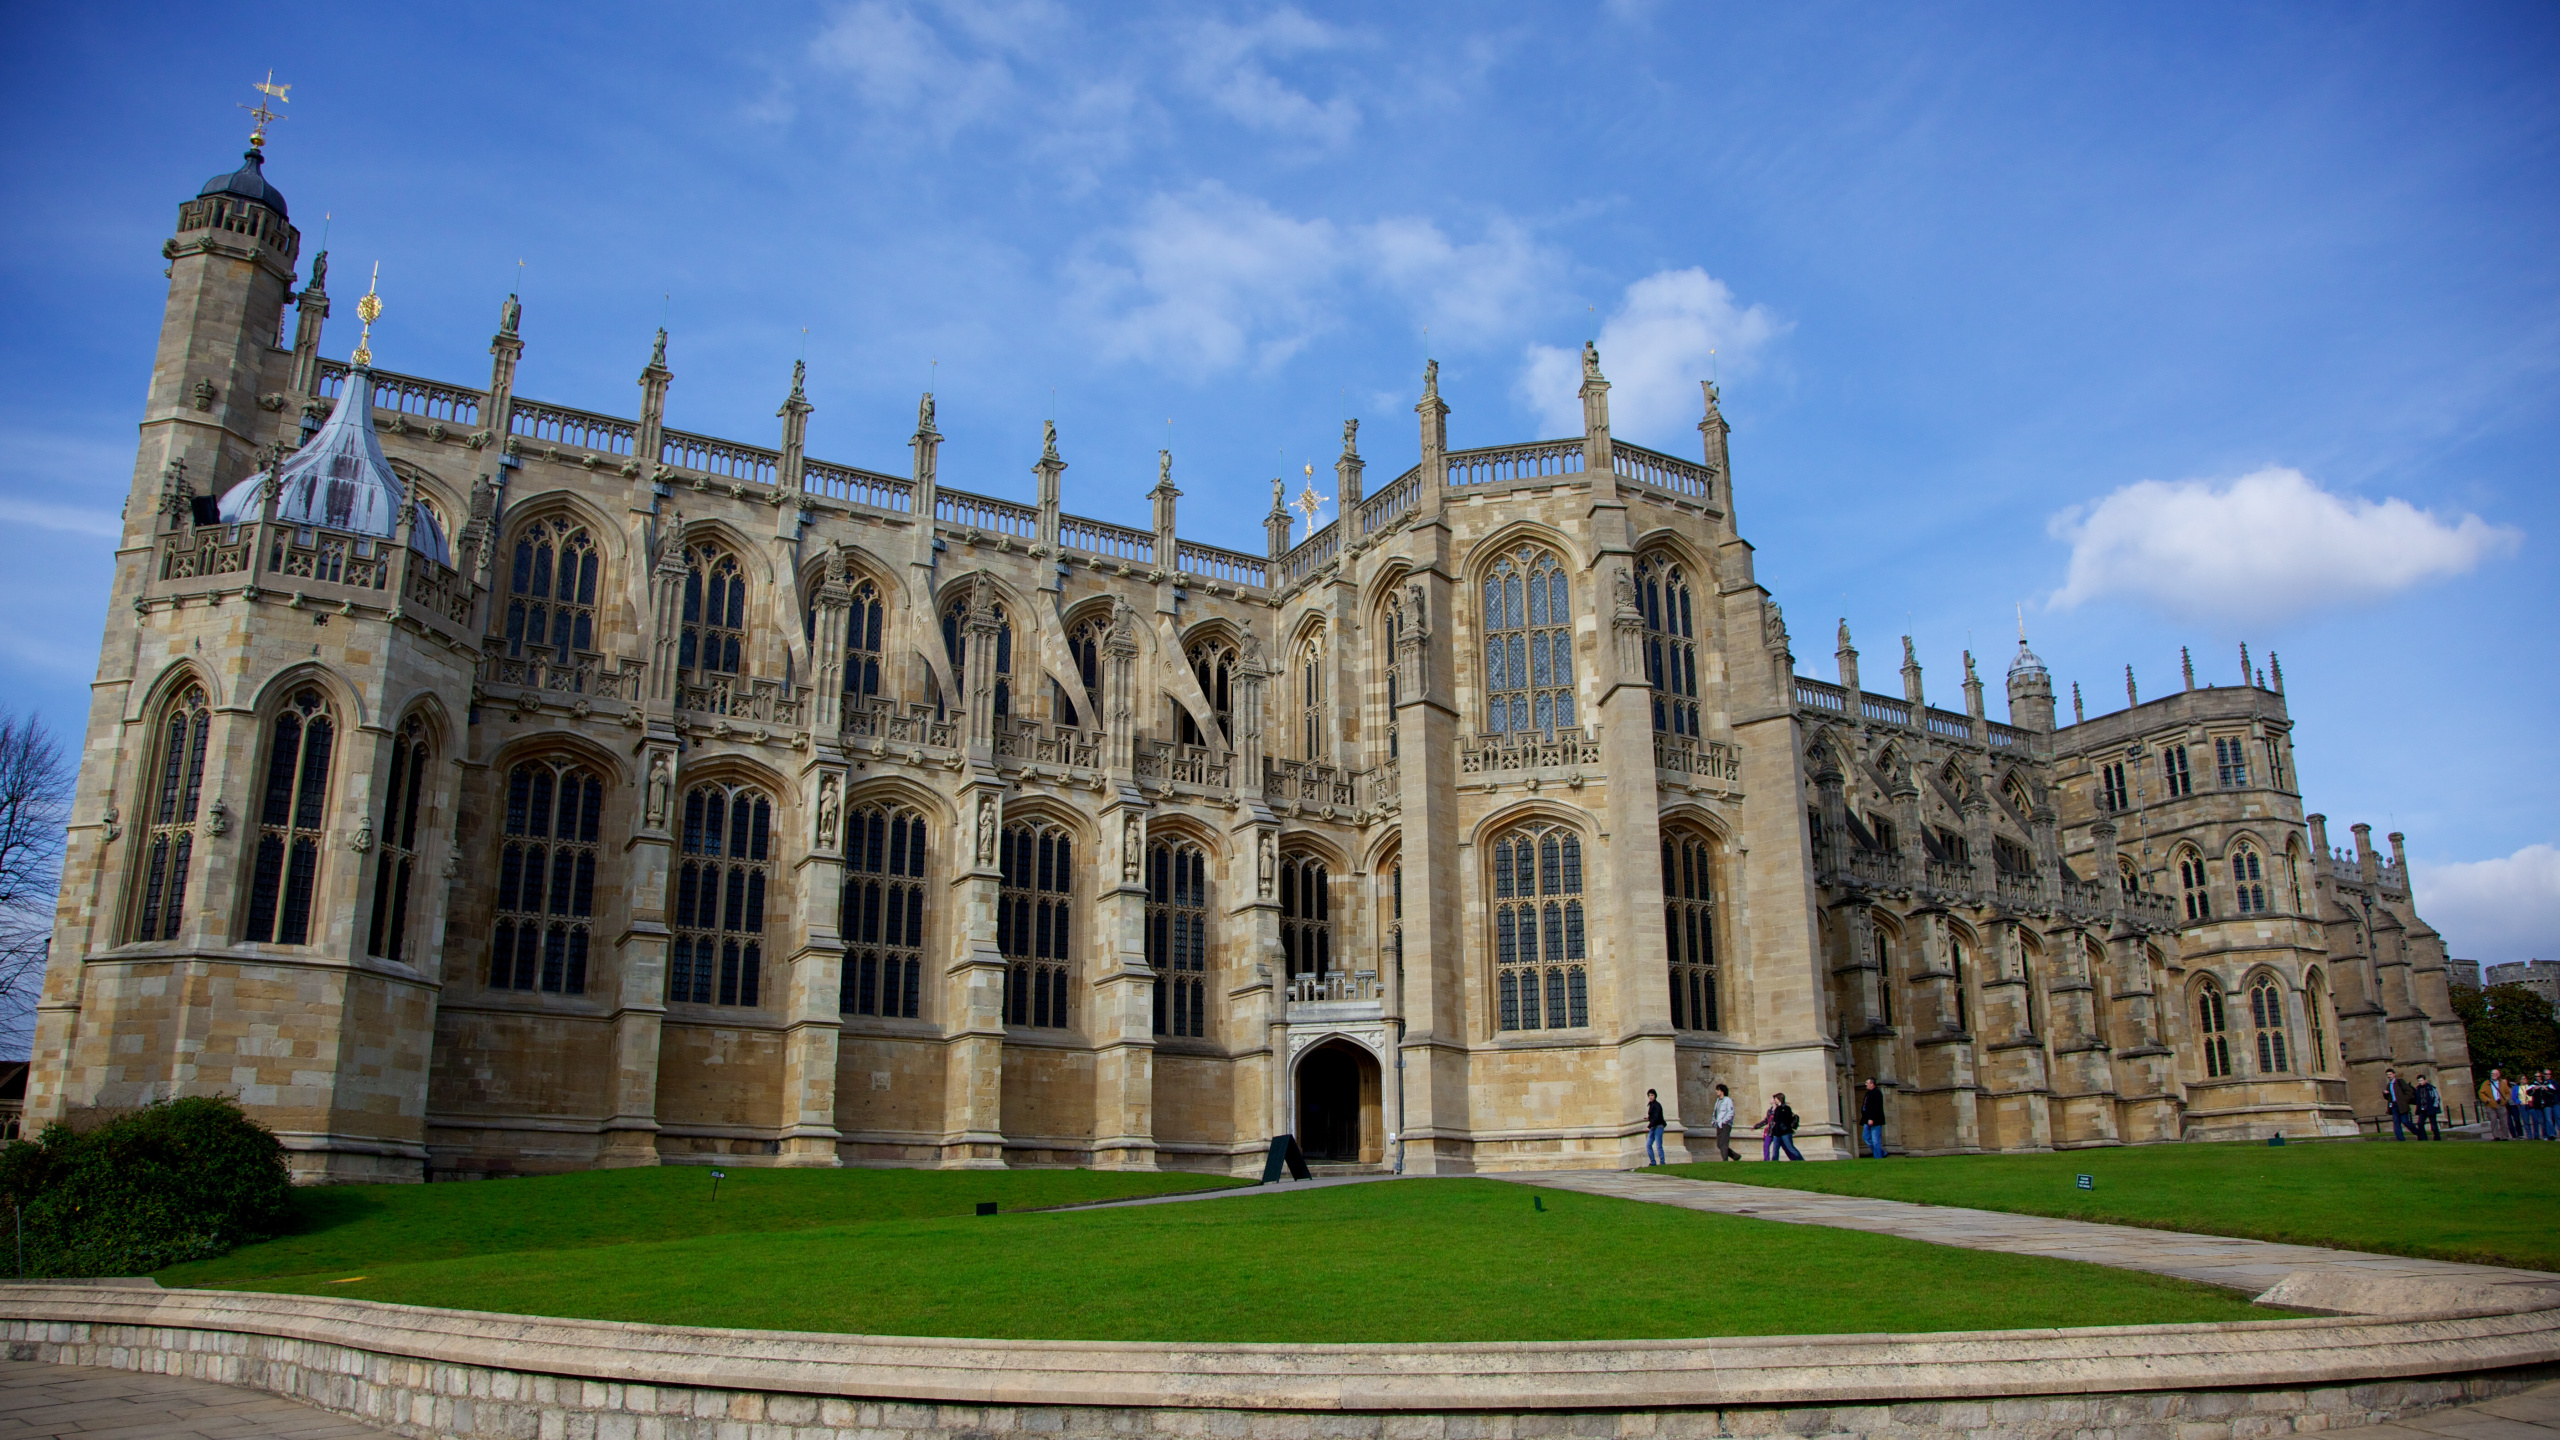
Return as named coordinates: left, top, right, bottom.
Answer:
left=1509, top=1170, right=2560, bottom=1315
left=0, top=1360, right=398, bottom=1438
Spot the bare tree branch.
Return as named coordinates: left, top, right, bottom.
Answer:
left=0, top=711, right=73, bottom=1058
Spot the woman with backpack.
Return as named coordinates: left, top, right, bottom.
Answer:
left=1768, top=1092, right=1806, bottom=1161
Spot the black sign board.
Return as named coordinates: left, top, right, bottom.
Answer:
left=1261, top=1134, right=1311, bottom=1184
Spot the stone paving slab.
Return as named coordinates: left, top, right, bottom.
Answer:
left=1505, top=1171, right=2560, bottom=1315
left=0, top=1359, right=397, bottom=1438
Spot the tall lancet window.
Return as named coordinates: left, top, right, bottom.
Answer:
left=1483, top=547, right=1574, bottom=738
left=1639, top=553, right=1699, bottom=736
left=132, top=684, right=212, bottom=942
left=1663, top=828, right=1719, bottom=1031
left=841, top=802, right=927, bottom=1018
left=1382, top=599, right=1402, bottom=761
left=671, top=782, right=771, bottom=1007
left=490, top=758, right=601, bottom=995
left=244, top=688, right=336, bottom=946
left=366, top=714, right=434, bottom=963
left=999, top=820, right=1074, bottom=1027
left=1180, top=637, right=1235, bottom=747
left=504, top=518, right=598, bottom=662
left=1279, top=853, right=1331, bottom=982
left=1494, top=820, right=1588, bottom=1031
left=1299, top=630, right=1326, bottom=760
left=2197, top=980, right=2233, bottom=1078
left=941, top=592, right=1014, bottom=718
left=681, top=545, right=747, bottom=675
left=2250, top=976, right=2291, bottom=1073
left=1147, top=837, right=1209, bottom=1038
left=845, top=579, right=886, bottom=704
left=1065, top=614, right=1108, bottom=728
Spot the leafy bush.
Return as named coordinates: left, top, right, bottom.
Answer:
left=0, top=1096, right=292, bottom=1277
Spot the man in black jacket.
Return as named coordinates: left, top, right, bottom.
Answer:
left=1644, top=1089, right=1668, bottom=1166
left=2385, top=1068, right=2409, bottom=1141
left=2414, top=1073, right=2444, bottom=1140
left=1859, top=1078, right=1888, bottom=1158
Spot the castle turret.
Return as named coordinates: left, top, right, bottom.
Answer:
left=2006, top=625, right=2055, bottom=733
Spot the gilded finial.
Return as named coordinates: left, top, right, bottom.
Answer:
left=240, top=70, right=290, bottom=151
left=350, top=262, right=382, bottom=367
left=1294, top=463, right=1329, bottom=540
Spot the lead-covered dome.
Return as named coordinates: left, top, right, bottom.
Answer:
left=199, top=148, right=289, bottom=219
left=218, top=368, right=449, bottom=564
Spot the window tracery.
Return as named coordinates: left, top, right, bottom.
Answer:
left=942, top=592, right=1014, bottom=719
left=1064, top=614, right=1108, bottom=728
left=841, top=802, right=926, bottom=1018
left=1482, top=547, right=1574, bottom=738
left=2178, top=848, right=2213, bottom=920
left=1279, top=853, right=1331, bottom=981
left=504, top=518, right=598, bottom=661
left=681, top=545, right=747, bottom=675
left=1180, top=637, right=1235, bottom=746
left=1494, top=820, right=1588, bottom=1031
left=2231, top=845, right=2267, bottom=914
left=243, top=688, right=335, bottom=946
left=1638, top=553, right=1698, bottom=736
left=2250, top=976, right=2290, bottom=1073
left=490, top=757, right=602, bottom=994
left=1299, top=630, right=1326, bottom=760
left=2198, top=980, right=2233, bottom=1078
left=846, top=579, right=885, bottom=703
left=999, top=819, right=1073, bottom=1027
left=671, top=782, right=771, bottom=1006
left=131, top=684, right=211, bottom=943
left=366, top=714, right=433, bottom=963
left=2305, top=968, right=2331, bottom=1072
left=1663, top=829, right=1718, bottom=1031
left=1147, top=838, right=1209, bottom=1038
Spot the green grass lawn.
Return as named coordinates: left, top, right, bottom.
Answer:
left=1666, top=1140, right=2560, bottom=1271
left=163, top=1173, right=2280, bottom=1341
left=160, top=1164, right=1233, bottom=1285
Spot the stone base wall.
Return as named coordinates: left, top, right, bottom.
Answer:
left=6, top=1319, right=2553, bottom=1440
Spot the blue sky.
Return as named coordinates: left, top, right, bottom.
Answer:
left=2, top=2, right=2554, bottom=967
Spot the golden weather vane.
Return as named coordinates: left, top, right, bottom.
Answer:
left=240, top=70, right=291, bottom=149
left=1293, top=462, right=1328, bottom=540
left=351, top=263, right=383, bottom=366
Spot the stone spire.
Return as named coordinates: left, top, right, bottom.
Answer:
left=1834, top=618, right=1859, bottom=694
left=776, top=359, right=813, bottom=495
left=1901, top=635, right=1924, bottom=705
left=2181, top=645, right=2195, bottom=690
left=1335, top=416, right=1364, bottom=511
left=636, top=328, right=673, bottom=481
left=1265, top=475, right=1293, bottom=561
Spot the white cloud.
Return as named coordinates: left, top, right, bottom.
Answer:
left=1518, top=268, right=1786, bottom=444
left=1178, top=9, right=1360, bottom=147
left=1068, top=185, right=1557, bottom=374
left=808, top=0, right=1022, bottom=135
left=2048, top=467, right=2522, bottom=621
left=2414, top=843, right=2560, bottom=966
left=0, top=497, right=119, bottom=539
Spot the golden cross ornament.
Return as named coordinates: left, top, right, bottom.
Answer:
left=1293, top=463, right=1328, bottom=540
left=240, top=70, right=290, bottom=149
left=351, top=263, right=383, bottom=367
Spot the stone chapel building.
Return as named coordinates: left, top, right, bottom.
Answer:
left=22, top=141, right=2470, bottom=1181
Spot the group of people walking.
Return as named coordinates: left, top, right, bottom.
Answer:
left=1643, top=1080, right=1876, bottom=1165
left=2473, top=1068, right=2560, bottom=1141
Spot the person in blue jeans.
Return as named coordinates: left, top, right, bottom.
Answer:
left=1644, top=1088, right=1668, bottom=1166
left=1768, top=1092, right=1806, bottom=1161
left=1859, top=1077, right=1888, bottom=1158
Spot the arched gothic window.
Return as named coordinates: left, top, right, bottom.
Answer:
left=1279, top=853, right=1331, bottom=981
left=2178, top=849, right=2213, bottom=920
left=1662, top=829, right=1718, bottom=1031
left=1387, top=861, right=1404, bottom=992
left=2250, top=977, right=2290, bottom=1073
left=1381, top=599, right=1402, bottom=760
left=490, top=758, right=602, bottom=994
left=131, top=684, right=211, bottom=942
left=999, top=820, right=1074, bottom=1027
left=1065, top=614, right=1108, bottom=728
left=2231, top=845, right=2267, bottom=914
left=2305, top=968, right=2331, bottom=1072
left=1147, top=838, right=1209, bottom=1038
left=1873, top=931, right=1894, bottom=1027
left=2197, top=981, right=2233, bottom=1078
left=244, top=688, right=335, bottom=946
left=366, top=714, right=434, bottom=962
left=846, top=579, right=885, bottom=703
left=1494, top=821, right=1588, bottom=1031
left=1299, top=631, right=1326, bottom=760
left=1483, top=547, right=1575, bottom=738
left=842, top=803, right=926, bottom=1018
left=671, top=782, right=771, bottom=1006
left=1948, top=934, right=1971, bottom=1031
left=2119, top=856, right=2141, bottom=896
left=1180, top=637, right=1235, bottom=747
left=941, top=592, right=1014, bottom=719
left=1638, top=553, right=1698, bottom=737
left=504, top=518, right=598, bottom=662
left=681, top=545, right=748, bottom=675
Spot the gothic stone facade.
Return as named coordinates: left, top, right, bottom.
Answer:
left=24, top=149, right=2470, bottom=1180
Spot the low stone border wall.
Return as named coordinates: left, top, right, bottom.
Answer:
left=3, top=1285, right=2557, bottom=1440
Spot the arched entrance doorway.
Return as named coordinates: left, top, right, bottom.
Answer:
left=1295, top=1039, right=1384, bottom=1164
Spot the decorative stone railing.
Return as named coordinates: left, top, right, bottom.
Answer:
left=1265, top=757, right=1355, bottom=808
left=268, top=529, right=394, bottom=590
left=1135, top=740, right=1230, bottom=792
left=661, top=429, right=779, bottom=486
left=511, top=399, right=638, bottom=457
left=1655, top=734, right=1742, bottom=784
left=152, top=517, right=477, bottom=643
left=316, top=360, right=484, bottom=428
left=842, top=699, right=958, bottom=750
left=1358, top=468, right=1421, bottom=536
left=1288, top=970, right=1381, bottom=1004
left=1061, top=513, right=1154, bottom=563
left=1994, top=869, right=2047, bottom=910
left=1828, top=847, right=1908, bottom=891
left=1612, top=443, right=1715, bottom=501
left=802, top=459, right=913, bottom=512
left=1277, top=522, right=1341, bottom=588
left=1179, top=539, right=1269, bottom=590
left=175, top=193, right=297, bottom=257
left=1446, top=438, right=1586, bottom=488
left=157, top=527, right=253, bottom=582
left=480, top=651, right=643, bottom=702
left=677, top=674, right=806, bottom=727
left=995, top=716, right=1102, bottom=770
left=936, top=487, right=1038, bottom=538
left=1366, top=760, right=1400, bottom=809
left=1460, top=727, right=1603, bottom=774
